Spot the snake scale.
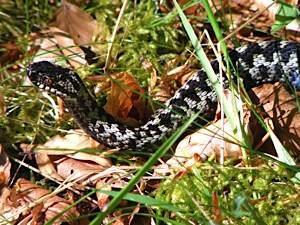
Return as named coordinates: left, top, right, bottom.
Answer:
left=27, top=41, right=300, bottom=150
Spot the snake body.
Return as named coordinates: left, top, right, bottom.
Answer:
left=27, top=41, right=300, bottom=150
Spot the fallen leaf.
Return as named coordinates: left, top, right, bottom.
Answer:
left=141, top=58, right=157, bottom=93
left=0, top=145, right=11, bottom=187
left=103, top=72, right=148, bottom=124
left=0, top=187, right=11, bottom=220
left=150, top=82, right=173, bottom=102
left=33, top=27, right=87, bottom=68
left=96, top=179, right=111, bottom=210
left=0, top=178, right=81, bottom=225
left=0, top=42, right=21, bottom=65
left=174, top=118, right=245, bottom=163
left=35, top=152, right=64, bottom=182
left=34, top=129, right=111, bottom=184
left=51, top=0, right=97, bottom=46
left=55, top=157, right=107, bottom=184
left=212, top=192, right=222, bottom=223
left=250, top=83, right=300, bottom=157
left=152, top=67, right=196, bottom=102
left=35, top=129, right=99, bottom=154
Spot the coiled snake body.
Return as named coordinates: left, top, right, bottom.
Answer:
left=27, top=41, right=300, bottom=150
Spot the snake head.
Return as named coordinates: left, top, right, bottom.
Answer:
left=27, top=61, right=83, bottom=98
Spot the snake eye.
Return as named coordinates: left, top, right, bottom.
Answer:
left=44, top=77, right=53, bottom=86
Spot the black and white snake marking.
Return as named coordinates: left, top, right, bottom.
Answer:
left=27, top=41, right=300, bottom=150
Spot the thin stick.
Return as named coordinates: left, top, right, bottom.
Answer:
left=104, top=0, right=129, bottom=71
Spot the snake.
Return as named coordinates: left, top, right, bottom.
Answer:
left=27, top=41, right=300, bottom=150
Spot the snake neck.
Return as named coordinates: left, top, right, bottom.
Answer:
left=62, top=86, right=113, bottom=129
left=62, top=77, right=219, bottom=150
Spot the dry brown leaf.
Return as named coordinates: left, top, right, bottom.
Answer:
left=19, top=143, right=35, bottom=160
left=212, top=192, right=222, bottom=223
left=35, top=153, right=65, bottom=182
left=152, top=68, right=195, bottom=102
left=35, top=129, right=98, bottom=154
left=96, top=179, right=111, bottom=210
left=0, top=42, right=21, bottom=65
left=141, top=59, right=157, bottom=93
left=104, top=72, right=148, bottom=124
left=250, top=83, right=300, bottom=156
left=0, top=145, right=11, bottom=187
left=151, top=82, right=173, bottom=102
left=51, top=0, right=97, bottom=46
left=55, top=157, right=106, bottom=183
left=175, top=119, right=245, bottom=162
left=34, top=130, right=111, bottom=184
left=43, top=195, right=79, bottom=223
left=33, top=27, right=87, bottom=68
left=154, top=117, right=245, bottom=175
left=0, top=187, right=12, bottom=221
left=1, top=178, right=80, bottom=225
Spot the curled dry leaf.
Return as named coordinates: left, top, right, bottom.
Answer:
left=174, top=119, right=245, bottom=163
left=96, top=179, right=111, bottom=210
left=152, top=67, right=196, bottom=102
left=150, top=82, right=173, bottom=102
left=0, top=178, right=80, bottom=225
left=103, top=72, right=149, bottom=124
left=55, top=157, right=109, bottom=184
left=51, top=0, right=97, bottom=46
left=0, top=145, right=11, bottom=187
left=141, top=58, right=157, bottom=93
left=34, top=129, right=111, bottom=184
left=212, top=192, right=222, bottom=223
left=0, top=187, right=13, bottom=222
left=32, top=27, right=87, bottom=69
left=155, top=117, right=246, bottom=175
left=250, top=83, right=300, bottom=156
left=0, top=42, right=21, bottom=65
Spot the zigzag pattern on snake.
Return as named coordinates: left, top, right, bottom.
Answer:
left=27, top=41, right=300, bottom=150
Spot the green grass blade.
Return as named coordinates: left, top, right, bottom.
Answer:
left=266, top=123, right=296, bottom=165
left=96, top=190, right=183, bottom=212
left=173, top=0, right=238, bottom=134
left=200, top=0, right=228, bottom=57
